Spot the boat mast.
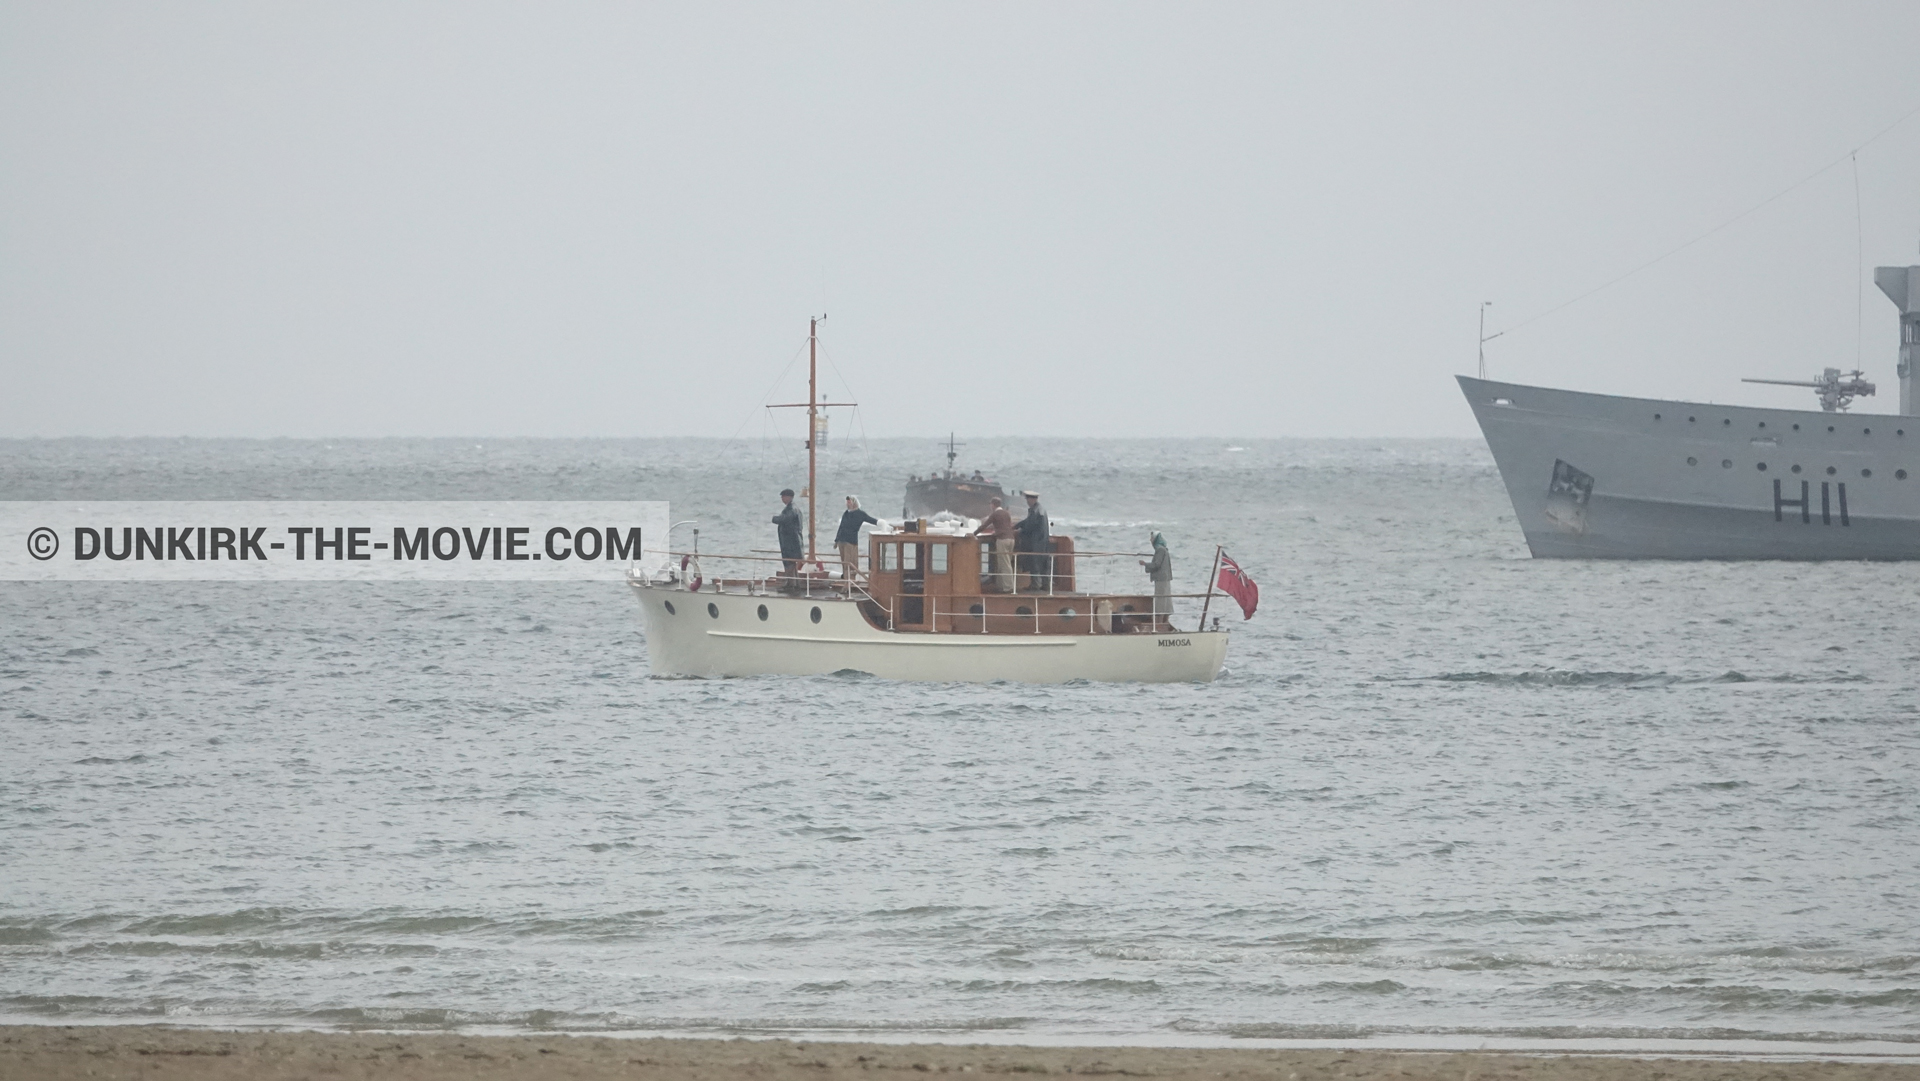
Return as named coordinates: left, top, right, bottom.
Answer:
left=808, top=318, right=819, bottom=564
left=766, top=316, right=854, bottom=570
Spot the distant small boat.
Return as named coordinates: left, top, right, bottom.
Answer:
left=904, top=434, right=1007, bottom=519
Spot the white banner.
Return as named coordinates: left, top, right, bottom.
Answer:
left=0, top=502, right=669, bottom=581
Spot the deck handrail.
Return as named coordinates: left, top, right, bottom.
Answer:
left=638, top=540, right=1208, bottom=619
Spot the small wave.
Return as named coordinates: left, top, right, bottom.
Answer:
left=1391, top=670, right=1871, bottom=689
left=0, top=923, right=57, bottom=946
left=1193, top=1020, right=1920, bottom=1043
left=1091, top=945, right=1243, bottom=963
left=954, top=977, right=1163, bottom=994
left=298, top=1010, right=1036, bottom=1034
left=19, top=908, right=685, bottom=944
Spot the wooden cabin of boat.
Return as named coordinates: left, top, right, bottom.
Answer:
left=739, top=321, right=1185, bottom=637
left=849, top=527, right=1171, bottom=636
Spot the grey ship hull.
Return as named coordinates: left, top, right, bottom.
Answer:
left=1459, top=376, right=1920, bottom=559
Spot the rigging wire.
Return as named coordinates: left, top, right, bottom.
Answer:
left=811, top=335, right=876, bottom=488
left=727, top=334, right=811, bottom=443
left=1490, top=101, right=1920, bottom=341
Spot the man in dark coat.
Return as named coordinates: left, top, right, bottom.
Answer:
left=1015, top=490, right=1050, bottom=592
left=773, top=488, right=803, bottom=585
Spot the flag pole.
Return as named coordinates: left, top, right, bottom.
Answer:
left=1198, top=545, right=1222, bottom=630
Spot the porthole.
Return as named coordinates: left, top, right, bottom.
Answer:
left=1898, top=470, right=1909, bottom=480
left=1654, top=413, right=1662, bottom=420
left=1791, top=464, right=1802, bottom=474
left=968, top=603, right=984, bottom=616
left=1826, top=466, right=1837, bottom=475
left=663, top=600, right=676, bottom=615
left=1015, top=606, right=1033, bottom=616
left=757, top=604, right=769, bottom=621
left=1899, top=429, right=1907, bottom=437
left=1721, top=459, right=1732, bottom=469
left=1756, top=462, right=1767, bottom=471
left=810, top=606, right=822, bottom=624
left=1058, top=607, right=1077, bottom=620
left=1757, top=421, right=1766, bottom=429
left=1864, top=428, right=1872, bottom=435
left=1828, top=425, right=1836, bottom=433
left=1688, top=416, right=1696, bottom=422
left=1686, top=456, right=1698, bottom=466
left=1792, top=423, right=1801, bottom=431
left=1723, top=418, right=1732, bottom=426
left=1861, top=469, right=1872, bottom=478
left=707, top=602, right=719, bottom=618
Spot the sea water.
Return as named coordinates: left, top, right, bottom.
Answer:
left=1, top=437, right=1915, bottom=1047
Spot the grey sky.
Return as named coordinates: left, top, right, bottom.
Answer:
left=3, top=2, right=1918, bottom=439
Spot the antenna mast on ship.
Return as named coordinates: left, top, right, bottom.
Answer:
left=768, top=317, right=855, bottom=565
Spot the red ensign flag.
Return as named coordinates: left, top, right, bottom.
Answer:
left=1216, top=552, right=1259, bottom=620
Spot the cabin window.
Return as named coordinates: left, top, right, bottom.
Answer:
left=930, top=544, right=948, bottom=574
left=902, top=544, right=918, bottom=571
left=881, top=543, right=899, bottom=571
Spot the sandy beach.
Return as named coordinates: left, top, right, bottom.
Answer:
left=2, top=1027, right=1916, bottom=1081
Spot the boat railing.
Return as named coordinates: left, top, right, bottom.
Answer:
left=633, top=543, right=1227, bottom=632
left=635, top=548, right=881, bottom=603
left=892, top=592, right=1220, bottom=636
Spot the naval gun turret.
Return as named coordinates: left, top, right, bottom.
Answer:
left=1741, top=368, right=1876, bottom=412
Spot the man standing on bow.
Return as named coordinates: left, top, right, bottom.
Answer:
left=834, top=495, right=879, bottom=586
left=1015, top=490, right=1050, bottom=593
left=773, top=488, right=803, bottom=589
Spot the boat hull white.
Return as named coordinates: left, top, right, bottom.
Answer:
left=629, top=582, right=1229, bottom=683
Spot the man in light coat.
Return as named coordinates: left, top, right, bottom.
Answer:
left=971, top=496, right=1016, bottom=593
